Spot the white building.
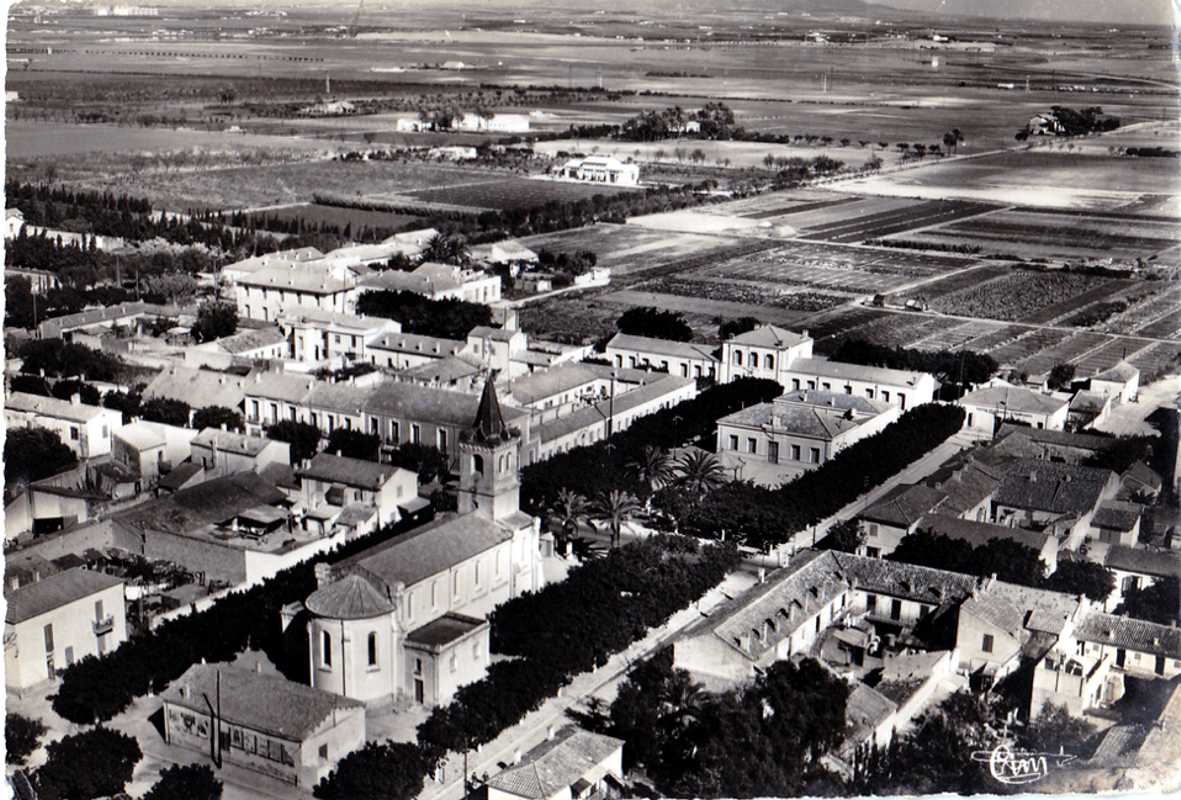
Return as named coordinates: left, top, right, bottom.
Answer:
left=359, top=262, right=501, bottom=305
left=606, top=333, right=719, bottom=380
left=557, top=156, right=640, bottom=186
left=5, top=392, right=124, bottom=460
left=1090, top=363, right=1139, bottom=404
left=719, top=324, right=814, bottom=385
left=780, top=357, right=937, bottom=411
left=236, top=263, right=358, bottom=322
left=959, top=384, right=1070, bottom=435
left=455, top=112, right=531, bottom=133
left=278, top=308, right=401, bottom=366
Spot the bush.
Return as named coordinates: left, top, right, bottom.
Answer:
left=143, top=763, right=222, bottom=800
left=4, top=427, right=77, bottom=494
left=616, top=306, right=693, bottom=342
left=325, top=429, right=381, bottom=462
left=141, top=397, right=191, bottom=427
left=355, top=290, right=491, bottom=340
left=192, top=301, right=239, bottom=343
left=267, top=419, right=323, bottom=464
left=315, top=741, right=431, bottom=800
left=831, top=339, right=997, bottom=386
left=192, top=405, right=245, bottom=433
left=5, top=713, right=47, bottom=765
left=36, top=727, right=142, bottom=800
left=19, top=339, right=123, bottom=381
left=387, top=442, right=452, bottom=484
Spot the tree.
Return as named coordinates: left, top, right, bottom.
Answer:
left=1017, top=703, right=1095, bottom=760
left=1045, top=560, right=1115, bottom=603
left=5, top=713, right=47, bottom=766
left=549, top=488, right=589, bottom=549
left=143, top=764, right=223, bottom=800
left=144, top=272, right=198, bottom=304
left=816, top=518, right=864, bottom=553
left=355, top=290, right=492, bottom=340
left=36, top=727, right=142, bottom=800
left=616, top=306, right=694, bottom=342
left=192, top=405, right=245, bottom=433
left=5, top=275, right=36, bottom=329
left=674, top=450, right=727, bottom=497
left=1048, top=363, right=1077, bottom=391
left=1116, top=576, right=1181, bottom=625
left=421, top=232, right=470, bottom=265
left=140, top=397, right=191, bottom=427
left=326, top=429, right=381, bottom=462
left=387, top=442, right=451, bottom=483
left=314, top=740, right=430, bottom=800
left=718, top=316, right=760, bottom=340
left=5, top=427, right=77, bottom=499
left=192, top=301, right=238, bottom=343
left=103, top=390, right=142, bottom=424
left=267, top=419, right=323, bottom=464
left=592, top=490, right=642, bottom=549
left=630, top=445, right=674, bottom=501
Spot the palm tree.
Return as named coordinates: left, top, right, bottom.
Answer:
left=674, top=450, right=727, bottom=497
left=592, top=489, right=642, bottom=549
left=550, top=488, right=588, bottom=551
left=422, top=232, right=469, bottom=265
left=629, top=445, right=673, bottom=506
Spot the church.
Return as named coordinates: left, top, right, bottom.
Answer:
left=284, top=378, right=545, bottom=707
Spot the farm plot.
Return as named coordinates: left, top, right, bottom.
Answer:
left=761, top=196, right=919, bottom=231
left=602, top=290, right=818, bottom=330
left=706, top=189, right=850, bottom=219
left=893, top=264, right=1011, bottom=303
left=927, top=272, right=1115, bottom=323
left=988, top=329, right=1074, bottom=369
left=964, top=324, right=1033, bottom=353
left=1073, top=337, right=1153, bottom=376
left=806, top=307, right=896, bottom=345
left=1015, top=332, right=1112, bottom=375
left=1135, top=309, right=1181, bottom=340
left=638, top=278, right=848, bottom=312
left=895, top=209, right=1181, bottom=261
left=403, top=176, right=638, bottom=212
left=1108, top=287, right=1181, bottom=334
left=1129, top=342, right=1181, bottom=381
left=908, top=320, right=1006, bottom=351
left=1022, top=279, right=1135, bottom=325
left=244, top=203, right=422, bottom=232
left=849, top=315, right=950, bottom=349
left=798, top=200, right=1000, bottom=245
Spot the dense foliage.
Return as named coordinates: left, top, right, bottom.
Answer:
left=5, top=713, right=47, bottom=765
left=140, top=397, right=192, bottom=427
left=192, top=301, right=239, bottom=344
left=19, top=338, right=124, bottom=381
left=831, top=339, right=998, bottom=387
left=51, top=513, right=432, bottom=724
left=4, top=427, right=78, bottom=496
left=718, top=316, right=761, bottom=340
left=315, top=741, right=431, bottom=800
left=192, top=405, right=245, bottom=433
left=143, top=764, right=223, bottom=800
left=386, top=442, right=452, bottom=484
left=520, top=378, right=783, bottom=513
left=1048, top=363, right=1076, bottom=390
left=355, top=289, right=492, bottom=340
left=616, top=306, right=694, bottom=342
left=266, top=420, right=324, bottom=464
left=609, top=652, right=848, bottom=797
left=1116, top=576, right=1181, bottom=625
left=1043, top=559, right=1117, bottom=602
left=325, top=429, right=381, bottom=462
left=35, top=727, right=142, bottom=800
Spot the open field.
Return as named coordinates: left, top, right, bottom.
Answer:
left=888, top=207, right=1181, bottom=261
left=839, top=150, right=1181, bottom=211
left=797, top=199, right=999, bottom=243
left=243, top=203, right=423, bottom=232
left=532, top=138, right=880, bottom=169
left=403, top=176, right=639, bottom=212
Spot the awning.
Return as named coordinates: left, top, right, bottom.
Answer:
left=398, top=496, right=431, bottom=514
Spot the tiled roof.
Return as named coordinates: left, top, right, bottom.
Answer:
left=1123, top=462, right=1163, bottom=493
left=778, top=389, right=891, bottom=416
left=1093, top=501, right=1143, bottom=532
left=683, top=550, right=850, bottom=661
left=830, top=551, right=977, bottom=605
left=369, top=332, right=465, bottom=357
left=925, top=460, right=1001, bottom=516
left=606, top=333, right=719, bottom=363
left=340, top=512, right=513, bottom=590
left=1076, top=612, right=1181, bottom=658
left=244, top=371, right=316, bottom=405
left=278, top=308, right=396, bottom=333
left=995, top=424, right=1118, bottom=453
left=1092, top=362, right=1139, bottom=383
left=1070, top=390, right=1110, bottom=414
left=162, top=663, right=363, bottom=741
left=6, top=392, right=109, bottom=423
left=727, top=324, right=811, bottom=350
left=917, top=514, right=1054, bottom=555
left=510, top=365, right=599, bottom=406
left=468, top=325, right=520, bottom=342
left=859, top=484, right=949, bottom=527
left=36, top=301, right=170, bottom=338
left=960, top=385, right=1067, bottom=415
left=535, top=375, right=694, bottom=443
left=718, top=401, right=869, bottom=440
left=238, top=263, right=353, bottom=294
left=397, top=354, right=483, bottom=383
left=157, top=462, right=204, bottom=492
left=5, top=567, right=122, bottom=623
left=787, top=357, right=931, bottom=388
left=1103, top=545, right=1181, bottom=578
left=114, top=472, right=286, bottom=536
left=994, top=459, right=1115, bottom=515
left=306, top=573, right=395, bottom=619
left=308, top=378, right=528, bottom=429
left=298, top=453, right=411, bottom=490
left=192, top=428, right=274, bottom=457
left=405, top=612, right=486, bottom=648
left=213, top=326, right=286, bottom=354
left=844, top=683, right=898, bottom=744
left=114, top=421, right=168, bottom=451
left=485, top=727, right=624, bottom=800
left=145, top=366, right=249, bottom=410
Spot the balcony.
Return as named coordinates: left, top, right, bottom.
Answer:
left=93, top=616, right=115, bottom=636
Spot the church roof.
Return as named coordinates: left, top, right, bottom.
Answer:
left=305, top=573, right=395, bottom=619
left=470, top=376, right=512, bottom=444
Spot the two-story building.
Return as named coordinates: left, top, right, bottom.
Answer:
left=5, top=392, right=124, bottom=460
left=278, top=309, right=401, bottom=366
left=191, top=428, right=292, bottom=479
left=368, top=332, right=466, bottom=371
left=718, top=324, right=814, bottom=386
left=237, top=264, right=357, bottom=322
left=485, top=727, right=626, bottom=800
left=605, top=333, right=719, bottom=380
left=111, top=421, right=199, bottom=489
left=297, top=453, right=419, bottom=532
left=780, top=358, right=936, bottom=411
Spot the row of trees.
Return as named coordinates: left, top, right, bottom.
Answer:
left=830, top=339, right=999, bottom=393
left=619, top=103, right=737, bottom=142
left=354, top=289, right=492, bottom=340
left=616, top=306, right=695, bottom=342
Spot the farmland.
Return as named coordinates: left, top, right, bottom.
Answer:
left=403, top=176, right=639, bottom=212
left=531, top=138, right=880, bottom=169
left=243, top=203, right=423, bottom=234
left=918, top=271, right=1120, bottom=323
left=796, top=199, right=999, bottom=244
left=639, top=278, right=848, bottom=312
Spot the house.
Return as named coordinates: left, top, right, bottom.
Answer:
left=298, top=99, right=358, bottom=117
left=959, top=384, right=1070, bottom=434
left=716, top=390, right=899, bottom=486
left=278, top=309, right=401, bottom=366
left=1121, top=462, right=1163, bottom=501
left=190, top=428, right=291, bottom=479
left=1069, top=390, right=1113, bottom=430
left=242, top=371, right=317, bottom=435
left=1075, top=612, right=1181, bottom=679
left=1101, top=545, right=1181, bottom=600
left=485, top=727, right=625, bottom=800
left=35, top=301, right=175, bottom=341
left=5, top=392, right=124, bottom=460
left=112, top=421, right=199, bottom=488
left=455, top=112, right=531, bottom=133
left=508, top=364, right=607, bottom=421
left=470, top=239, right=539, bottom=265
left=465, top=325, right=529, bottom=376
left=557, top=156, right=640, bottom=186
left=297, top=453, right=418, bottom=532
left=191, top=326, right=288, bottom=362
left=143, top=366, right=251, bottom=423
left=1028, top=112, right=1065, bottom=135
left=221, top=248, right=325, bottom=286
left=606, top=332, right=719, bottom=380
left=290, top=380, right=544, bottom=706
left=236, top=263, right=357, bottom=322
left=6, top=267, right=61, bottom=294
left=1090, top=363, right=1139, bottom=404
left=5, top=207, right=26, bottom=237
left=781, top=358, right=936, bottom=411
left=394, top=354, right=485, bottom=393
left=4, top=567, right=126, bottom=691
left=991, top=424, right=1119, bottom=465
left=917, top=514, right=1059, bottom=574
left=368, top=332, right=467, bottom=371
left=358, top=262, right=501, bottom=304
left=161, top=663, right=366, bottom=788
left=992, top=459, right=1120, bottom=549
left=1090, top=501, right=1144, bottom=547
left=718, top=324, right=814, bottom=386
left=858, top=484, right=953, bottom=557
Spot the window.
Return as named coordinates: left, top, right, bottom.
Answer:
left=70, top=426, right=79, bottom=441
left=450, top=653, right=458, bottom=673
left=270, top=402, right=278, bottom=421
left=822, top=382, right=831, bottom=391
left=474, top=560, right=482, bottom=587
left=810, top=447, right=821, bottom=464
left=252, top=400, right=260, bottom=419
left=733, top=350, right=743, bottom=366
left=415, top=658, right=423, bottom=675
left=368, top=632, right=378, bottom=666
left=95, top=600, right=104, bottom=620
left=473, top=453, right=484, bottom=475
left=411, top=424, right=421, bottom=444
left=453, top=570, right=460, bottom=595
left=390, top=420, right=400, bottom=444
left=982, top=634, right=994, bottom=653
left=791, top=444, right=801, bottom=461
left=866, top=594, right=877, bottom=612
left=319, top=744, right=329, bottom=760
left=845, top=385, right=853, bottom=395
left=806, top=380, right=816, bottom=390
left=369, top=418, right=378, bottom=434
left=321, top=630, right=332, bottom=667
left=882, top=391, right=891, bottom=403
left=765, top=355, right=774, bottom=370
left=768, top=442, right=780, bottom=465
left=750, top=353, right=759, bottom=368
left=43, top=624, right=53, bottom=653
left=890, top=599, right=902, bottom=621
left=747, top=437, right=758, bottom=454
left=431, top=580, right=439, bottom=609
left=729, top=434, right=739, bottom=450
left=65, top=646, right=75, bottom=666
left=681, top=364, right=689, bottom=377
left=899, top=393, right=907, bottom=410
left=866, top=389, right=875, bottom=399
left=438, top=429, right=448, bottom=451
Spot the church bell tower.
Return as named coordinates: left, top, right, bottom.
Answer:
left=458, top=377, right=521, bottom=521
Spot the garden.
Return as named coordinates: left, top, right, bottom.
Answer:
left=927, top=271, right=1115, bottom=322
left=641, top=277, right=848, bottom=312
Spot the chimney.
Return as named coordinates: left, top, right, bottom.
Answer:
left=70, top=393, right=81, bottom=406
left=546, top=724, right=556, bottom=741
left=180, top=684, right=190, bottom=699
left=758, top=567, right=766, bottom=584
left=512, top=749, right=522, bottom=766
left=255, top=660, right=263, bottom=673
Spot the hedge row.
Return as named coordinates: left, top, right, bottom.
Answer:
left=51, top=512, right=433, bottom=724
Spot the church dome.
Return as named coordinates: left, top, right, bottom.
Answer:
left=305, top=573, right=395, bottom=620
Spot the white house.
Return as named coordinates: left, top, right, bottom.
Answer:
left=606, top=332, right=719, bottom=380
left=236, top=263, right=358, bottom=322
left=5, top=392, right=124, bottom=460
left=959, top=384, right=1070, bottom=435
left=558, top=156, right=640, bottom=186
left=279, top=309, right=401, bottom=366
left=1090, top=363, right=1139, bottom=404
left=485, top=727, right=625, bottom=800
left=718, top=324, right=815, bottom=385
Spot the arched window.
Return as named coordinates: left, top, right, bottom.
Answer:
left=472, top=453, right=484, bottom=476
left=765, top=355, right=774, bottom=370
left=321, top=630, right=332, bottom=668
left=367, top=632, right=378, bottom=667
left=733, top=350, right=743, bottom=366
left=750, top=353, right=760, bottom=368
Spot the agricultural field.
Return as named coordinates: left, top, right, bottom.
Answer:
left=842, top=150, right=1181, bottom=211
left=707, top=189, right=859, bottom=219
left=886, top=208, right=1181, bottom=262
left=797, top=199, right=999, bottom=244
left=638, top=278, right=848, bottom=312
left=1015, top=332, right=1112, bottom=375
left=923, top=271, right=1119, bottom=323
left=531, top=138, right=880, bottom=169
left=602, top=289, right=819, bottom=330
left=1129, top=342, right=1181, bottom=382
left=987, top=329, right=1074, bottom=369
left=1072, top=337, right=1153, bottom=376
left=244, top=203, right=423, bottom=233
left=402, top=176, right=639, bottom=212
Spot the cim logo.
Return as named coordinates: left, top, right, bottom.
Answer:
left=971, top=743, right=1077, bottom=785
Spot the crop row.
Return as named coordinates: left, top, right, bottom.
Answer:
left=988, top=329, right=1073, bottom=368
left=1022, top=279, right=1127, bottom=325
left=641, top=278, right=847, bottom=311
left=929, top=272, right=1108, bottom=323
left=800, top=200, right=998, bottom=244
left=1015, top=332, right=1111, bottom=375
